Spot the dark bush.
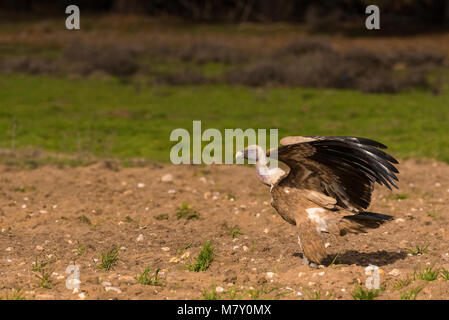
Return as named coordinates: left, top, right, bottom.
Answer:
left=274, top=38, right=335, bottom=58
left=180, top=41, right=245, bottom=64
left=62, top=42, right=139, bottom=77
left=226, top=43, right=442, bottom=93
left=387, top=49, right=445, bottom=67
left=226, top=60, right=290, bottom=86
left=0, top=57, right=57, bottom=75
left=154, top=68, right=207, bottom=85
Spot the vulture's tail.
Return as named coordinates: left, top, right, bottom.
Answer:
left=339, top=212, right=393, bottom=235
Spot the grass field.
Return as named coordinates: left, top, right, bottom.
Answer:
left=0, top=74, right=448, bottom=164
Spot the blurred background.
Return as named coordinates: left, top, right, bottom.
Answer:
left=0, top=0, right=448, bottom=165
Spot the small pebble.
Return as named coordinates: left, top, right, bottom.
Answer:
left=104, top=286, right=122, bottom=294
left=215, top=286, right=225, bottom=293
left=161, top=174, right=173, bottom=182
left=389, top=269, right=401, bottom=277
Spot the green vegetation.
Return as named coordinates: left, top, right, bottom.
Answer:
left=1, top=75, right=449, bottom=164
left=394, top=277, right=413, bottom=290
left=154, top=213, right=169, bottom=220
left=2, top=288, right=26, bottom=300
left=406, top=244, right=429, bottom=256
left=73, top=241, right=86, bottom=259
left=202, top=284, right=220, bottom=300
left=441, top=268, right=449, bottom=281
left=176, top=203, right=200, bottom=220
left=79, top=215, right=93, bottom=226
left=136, top=267, right=165, bottom=286
left=351, top=284, right=383, bottom=300
left=32, top=255, right=56, bottom=289
left=187, top=241, right=215, bottom=272
left=413, top=266, right=439, bottom=282
left=400, top=286, right=424, bottom=300
left=389, top=193, right=409, bottom=200
left=96, top=245, right=120, bottom=271
left=12, top=185, right=36, bottom=192
left=228, top=225, right=243, bottom=238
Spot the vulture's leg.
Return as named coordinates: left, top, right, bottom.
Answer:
left=297, top=235, right=316, bottom=267
left=295, top=215, right=326, bottom=267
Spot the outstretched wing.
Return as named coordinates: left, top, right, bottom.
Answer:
left=267, top=136, right=399, bottom=212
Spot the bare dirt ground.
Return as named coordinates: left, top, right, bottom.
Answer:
left=1, top=159, right=449, bottom=300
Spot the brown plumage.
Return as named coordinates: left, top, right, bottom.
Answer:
left=237, top=136, right=399, bottom=266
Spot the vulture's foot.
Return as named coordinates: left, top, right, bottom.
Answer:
left=301, top=255, right=319, bottom=268
left=298, top=235, right=319, bottom=268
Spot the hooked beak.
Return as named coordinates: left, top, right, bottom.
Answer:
left=235, top=150, right=245, bottom=163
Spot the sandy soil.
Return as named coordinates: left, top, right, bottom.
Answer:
left=1, top=159, right=449, bottom=300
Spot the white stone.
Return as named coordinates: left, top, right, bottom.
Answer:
left=161, top=174, right=173, bottom=182
left=104, top=286, right=122, bottom=294
left=215, top=286, right=225, bottom=293
left=388, top=269, right=400, bottom=277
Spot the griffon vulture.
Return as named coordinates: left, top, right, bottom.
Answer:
left=236, top=136, right=399, bottom=267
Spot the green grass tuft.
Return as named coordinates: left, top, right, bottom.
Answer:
left=351, top=284, right=382, bottom=300
left=406, top=244, right=429, bottom=256
left=413, top=266, right=439, bottom=282
left=32, top=256, right=56, bottom=289
left=228, top=225, right=243, bottom=238
left=441, top=268, right=449, bottom=280
left=96, top=245, right=120, bottom=271
left=187, top=241, right=215, bottom=272
left=394, top=277, right=413, bottom=290
left=154, top=213, right=169, bottom=220
left=176, top=203, right=200, bottom=220
left=390, top=193, right=409, bottom=200
left=2, top=288, right=26, bottom=300
left=400, top=286, right=424, bottom=300
left=79, top=215, right=93, bottom=226
left=136, top=267, right=165, bottom=286
left=202, top=284, right=219, bottom=300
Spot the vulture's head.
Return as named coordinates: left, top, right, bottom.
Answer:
left=236, top=145, right=265, bottom=163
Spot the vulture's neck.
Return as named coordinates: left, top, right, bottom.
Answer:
left=255, top=152, right=285, bottom=186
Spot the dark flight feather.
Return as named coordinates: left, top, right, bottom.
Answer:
left=268, top=136, right=399, bottom=212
